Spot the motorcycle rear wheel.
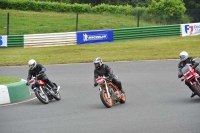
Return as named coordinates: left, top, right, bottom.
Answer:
left=100, top=90, right=113, bottom=108
left=34, top=89, right=49, bottom=104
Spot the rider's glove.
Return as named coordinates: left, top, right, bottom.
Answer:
left=178, top=74, right=182, bottom=78
left=94, top=83, right=98, bottom=87
left=195, top=68, right=199, bottom=72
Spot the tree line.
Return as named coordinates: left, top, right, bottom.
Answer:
left=35, top=0, right=199, bottom=9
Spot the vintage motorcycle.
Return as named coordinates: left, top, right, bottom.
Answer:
left=95, top=76, right=126, bottom=108
left=180, top=64, right=200, bottom=97
left=28, top=74, right=61, bottom=104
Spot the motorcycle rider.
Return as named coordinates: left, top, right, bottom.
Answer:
left=26, top=59, right=57, bottom=91
left=93, top=57, right=125, bottom=94
left=178, top=51, right=200, bottom=98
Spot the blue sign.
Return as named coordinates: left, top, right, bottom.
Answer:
left=76, top=30, right=113, bottom=45
left=0, top=36, right=2, bottom=46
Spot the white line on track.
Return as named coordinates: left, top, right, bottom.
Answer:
left=0, top=92, right=36, bottom=107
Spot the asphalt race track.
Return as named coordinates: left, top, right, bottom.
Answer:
left=1, top=60, right=200, bottom=133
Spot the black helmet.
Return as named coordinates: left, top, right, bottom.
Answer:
left=93, top=57, right=103, bottom=69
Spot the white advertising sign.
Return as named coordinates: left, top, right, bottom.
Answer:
left=0, top=36, right=7, bottom=47
left=181, top=23, right=200, bottom=36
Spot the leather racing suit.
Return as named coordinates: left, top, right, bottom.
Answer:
left=94, top=64, right=124, bottom=93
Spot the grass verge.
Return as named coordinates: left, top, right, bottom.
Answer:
left=0, top=35, right=200, bottom=66
left=0, top=76, right=21, bottom=84
left=0, top=9, right=157, bottom=35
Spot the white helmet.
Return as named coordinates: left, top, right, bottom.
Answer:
left=93, top=57, right=103, bottom=69
left=28, top=59, right=37, bottom=70
left=179, top=51, right=188, bottom=61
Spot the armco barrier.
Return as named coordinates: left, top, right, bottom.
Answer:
left=0, top=79, right=31, bottom=104
left=2, top=25, right=182, bottom=47
left=24, top=32, right=77, bottom=47
left=113, top=24, right=181, bottom=41
left=7, top=35, right=24, bottom=47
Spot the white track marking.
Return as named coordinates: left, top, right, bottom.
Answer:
left=0, top=92, right=36, bottom=107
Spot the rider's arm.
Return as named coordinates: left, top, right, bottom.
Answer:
left=27, top=70, right=32, bottom=82
left=94, top=70, right=98, bottom=86
left=178, top=68, right=182, bottom=78
left=38, top=64, right=46, bottom=74
left=178, top=62, right=183, bottom=78
left=105, top=64, right=113, bottom=79
left=191, top=58, right=199, bottom=69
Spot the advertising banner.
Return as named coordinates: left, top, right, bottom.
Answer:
left=181, top=23, right=200, bottom=36
left=76, top=30, right=113, bottom=44
left=0, top=36, right=7, bottom=47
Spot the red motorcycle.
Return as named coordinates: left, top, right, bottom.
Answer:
left=181, top=64, right=200, bottom=97
left=95, top=76, right=126, bottom=108
left=28, top=74, right=61, bottom=104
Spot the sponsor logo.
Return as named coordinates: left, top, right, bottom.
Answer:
left=185, top=24, right=200, bottom=35
left=83, top=33, right=107, bottom=42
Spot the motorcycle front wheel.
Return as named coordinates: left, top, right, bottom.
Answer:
left=100, top=90, right=113, bottom=108
left=34, top=88, right=49, bottom=104
left=192, top=83, right=200, bottom=97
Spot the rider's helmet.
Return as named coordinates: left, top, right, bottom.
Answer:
left=28, top=59, right=37, bottom=70
left=179, top=51, right=188, bottom=61
left=93, top=57, right=103, bottom=69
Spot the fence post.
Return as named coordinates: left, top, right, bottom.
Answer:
left=7, top=13, right=10, bottom=35
left=137, top=10, right=140, bottom=27
left=76, top=13, right=78, bottom=31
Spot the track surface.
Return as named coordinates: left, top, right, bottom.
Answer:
left=1, top=60, right=200, bottom=133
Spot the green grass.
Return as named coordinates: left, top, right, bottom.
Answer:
left=0, top=76, right=21, bottom=84
left=0, top=35, right=200, bottom=66
left=0, top=9, right=158, bottom=35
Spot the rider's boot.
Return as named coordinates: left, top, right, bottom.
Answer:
left=48, top=81, right=57, bottom=91
left=53, top=86, right=57, bottom=91
left=52, top=83, right=60, bottom=93
left=121, top=88, right=125, bottom=94
left=191, top=92, right=197, bottom=98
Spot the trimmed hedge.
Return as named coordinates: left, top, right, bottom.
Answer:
left=0, top=0, right=92, bottom=12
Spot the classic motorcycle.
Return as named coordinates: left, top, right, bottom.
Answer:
left=180, top=64, right=200, bottom=97
left=28, top=74, right=61, bottom=104
left=95, top=76, right=126, bottom=108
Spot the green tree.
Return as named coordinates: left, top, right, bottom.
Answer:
left=183, top=0, right=200, bottom=22
left=183, top=0, right=200, bottom=9
left=148, top=0, right=186, bottom=23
